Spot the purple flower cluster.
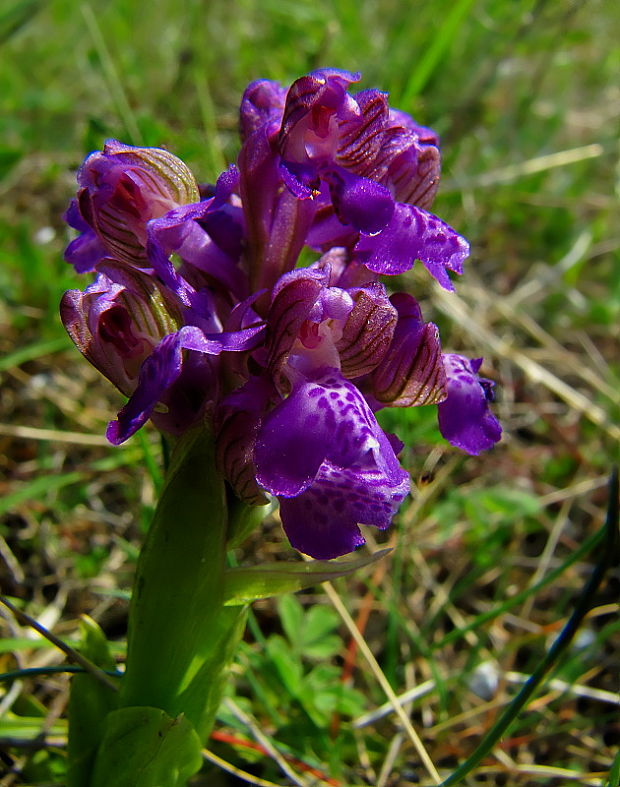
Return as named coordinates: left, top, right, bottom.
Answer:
left=61, top=69, right=501, bottom=559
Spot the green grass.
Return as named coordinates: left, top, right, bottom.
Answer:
left=1, top=0, right=619, bottom=785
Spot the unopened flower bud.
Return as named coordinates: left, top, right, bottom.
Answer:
left=66, top=140, right=200, bottom=270
left=60, top=261, right=182, bottom=396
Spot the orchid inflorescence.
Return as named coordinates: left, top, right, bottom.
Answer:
left=61, top=68, right=501, bottom=560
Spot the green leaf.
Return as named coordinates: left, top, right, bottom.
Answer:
left=90, top=707, right=203, bottom=787
left=277, top=595, right=305, bottom=646
left=0, top=147, right=22, bottom=179
left=227, top=496, right=272, bottom=549
left=265, top=635, right=303, bottom=698
left=278, top=597, right=340, bottom=659
left=605, top=749, right=620, bottom=787
left=67, top=617, right=118, bottom=787
left=0, top=0, right=46, bottom=45
left=303, top=666, right=365, bottom=722
left=222, top=549, right=391, bottom=606
left=300, top=606, right=341, bottom=659
left=0, top=716, right=66, bottom=741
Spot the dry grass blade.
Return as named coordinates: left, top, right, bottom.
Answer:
left=223, top=698, right=311, bottom=787
left=448, top=143, right=604, bottom=189
left=505, top=671, right=620, bottom=707
left=0, top=423, right=109, bottom=446
left=353, top=679, right=436, bottom=728
left=201, top=748, right=284, bottom=787
left=320, top=580, right=442, bottom=784
left=474, top=763, right=603, bottom=785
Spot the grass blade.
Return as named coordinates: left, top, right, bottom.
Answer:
left=399, top=0, right=476, bottom=106
left=440, top=469, right=619, bottom=786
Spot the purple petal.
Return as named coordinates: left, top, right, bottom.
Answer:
left=72, top=140, right=200, bottom=268
left=104, top=316, right=263, bottom=445
left=215, top=376, right=274, bottom=506
left=335, top=283, right=398, bottom=378
left=147, top=202, right=247, bottom=301
left=106, top=333, right=184, bottom=444
left=387, top=108, right=439, bottom=147
left=64, top=231, right=108, bottom=274
left=336, top=89, right=389, bottom=171
left=63, top=199, right=108, bottom=272
left=61, top=264, right=181, bottom=397
left=178, top=323, right=265, bottom=355
left=355, top=203, right=469, bottom=289
left=265, top=268, right=326, bottom=375
left=239, top=121, right=317, bottom=290
left=254, top=374, right=338, bottom=497
left=279, top=161, right=316, bottom=199
left=151, top=351, right=216, bottom=437
left=437, top=354, right=502, bottom=454
left=213, top=165, right=240, bottom=204
left=240, top=79, right=287, bottom=140
left=383, top=132, right=441, bottom=210
left=325, top=168, right=394, bottom=235
left=305, top=203, right=359, bottom=251
left=255, top=183, right=317, bottom=292
left=279, top=70, right=361, bottom=155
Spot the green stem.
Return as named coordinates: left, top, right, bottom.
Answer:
left=119, top=427, right=247, bottom=740
left=77, top=428, right=249, bottom=787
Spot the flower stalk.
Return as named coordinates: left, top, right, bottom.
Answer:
left=86, top=428, right=247, bottom=786
left=119, top=427, right=246, bottom=737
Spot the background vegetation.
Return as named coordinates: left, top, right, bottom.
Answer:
left=0, top=0, right=618, bottom=784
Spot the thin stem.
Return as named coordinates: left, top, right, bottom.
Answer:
left=0, top=665, right=122, bottom=683
left=0, top=596, right=118, bottom=692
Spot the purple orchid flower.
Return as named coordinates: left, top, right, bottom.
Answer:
left=216, top=260, right=447, bottom=558
left=60, top=261, right=183, bottom=397
left=61, top=257, right=265, bottom=445
left=62, top=70, right=501, bottom=560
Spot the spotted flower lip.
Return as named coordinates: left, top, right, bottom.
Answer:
left=254, top=368, right=410, bottom=560
left=62, top=69, right=501, bottom=559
